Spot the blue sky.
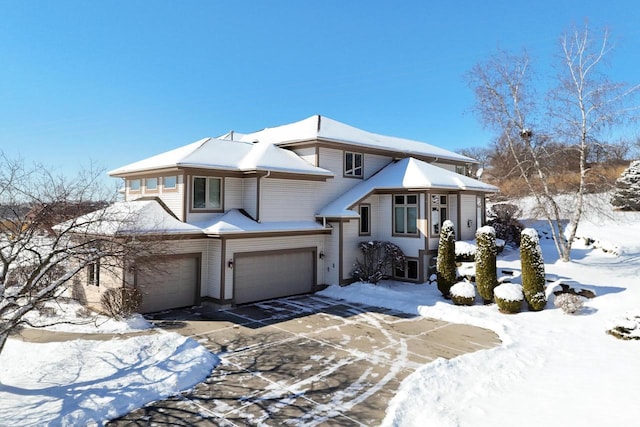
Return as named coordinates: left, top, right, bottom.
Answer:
left=1, top=0, right=638, bottom=182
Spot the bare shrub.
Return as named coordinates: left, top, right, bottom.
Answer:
left=554, top=293, right=584, bottom=314
left=353, top=241, right=406, bottom=284
left=100, top=287, right=143, bottom=320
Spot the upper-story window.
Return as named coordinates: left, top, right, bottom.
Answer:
left=344, top=151, right=363, bottom=177
left=163, top=176, right=177, bottom=189
left=145, top=177, right=158, bottom=191
left=431, top=194, right=448, bottom=235
left=129, top=179, right=141, bottom=192
left=394, top=194, right=418, bottom=236
left=192, top=177, right=222, bottom=210
left=456, top=165, right=466, bottom=175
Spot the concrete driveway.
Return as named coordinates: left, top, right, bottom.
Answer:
left=109, top=294, right=500, bottom=426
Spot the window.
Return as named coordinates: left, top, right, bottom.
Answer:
left=456, top=165, right=466, bottom=175
left=87, top=262, right=100, bottom=286
left=431, top=194, right=448, bottom=235
left=145, top=177, right=158, bottom=191
left=192, top=177, right=222, bottom=210
left=344, top=152, right=363, bottom=177
left=395, top=258, right=419, bottom=281
left=394, top=194, right=418, bottom=235
left=163, top=176, right=177, bottom=189
left=359, top=204, right=370, bottom=235
left=129, top=179, right=141, bottom=192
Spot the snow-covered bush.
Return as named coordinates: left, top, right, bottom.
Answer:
left=520, top=228, right=547, bottom=311
left=494, top=283, right=523, bottom=314
left=450, top=281, right=475, bottom=306
left=553, top=293, right=584, bottom=314
left=353, top=241, right=406, bottom=284
left=437, top=220, right=457, bottom=298
left=487, top=203, right=524, bottom=246
left=475, top=226, right=498, bottom=303
left=101, top=286, right=143, bottom=320
left=611, top=160, right=640, bottom=211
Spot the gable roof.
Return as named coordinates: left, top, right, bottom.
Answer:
left=223, top=115, right=476, bottom=164
left=318, top=157, right=498, bottom=218
left=109, top=137, right=333, bottom=178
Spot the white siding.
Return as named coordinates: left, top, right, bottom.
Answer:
left=156, top=175, right=184, bottom=220
left=364, top=153, right=393, bottom=179
left=259, top=178, right=323, bottom=221
left=207, top=239, right=221, bottom=299
left=460, top=194, right=477, bottom=241
left=433, top=162, right=456, bottom=172
left=324, top=224, right=340, bottom=285
left=374, top=194, right=425, bottom=257
left=292, top=147, right=317, bottom=166
left=448, top=194, right=458, bottom=238
left=242, top=177, right=258, bottom=219
left=341, top=220, right=361, bottom=281
left=223, top=235, right=326, bottom=300
left=225, top=177, right=243, bottom=210
left=315, top=147, right=367, bottom=209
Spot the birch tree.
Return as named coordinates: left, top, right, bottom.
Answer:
left=468, top=22, right=639, bottom=261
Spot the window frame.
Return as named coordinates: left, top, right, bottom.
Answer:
left=87, top=261, right=100, bottom=287
left=344, top=151, right=364, bottom=178
left=393, top=194, right=419, bottom=237
left=190, top=176, right=223, bottom=212
left=145, top=177, right=158, bottom=192
left=394, top=258, right=420, bottom=281
left=129, top=179, right=141, bottom=192
left=359, top=204, right=371, bottom=236
left=163, top=175, right=178, bottom=191
left=430, top=194, right=448, bottom=237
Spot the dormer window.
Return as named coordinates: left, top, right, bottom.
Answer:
left=145, top=177, right=158, bottom=191
left=344, top=152, right=363, bottom=178
left=192, top=177, right=222, bottom=210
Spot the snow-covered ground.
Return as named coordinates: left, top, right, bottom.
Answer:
left=1, top=194, right=638, bottom=426
left=0, top=302, right=218, bottom=426
left=321, top=195, right=640, bottom=426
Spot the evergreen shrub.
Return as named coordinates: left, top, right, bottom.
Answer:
left=450, top=281, right=475, bottom=306
left=494, top=283, right=523, bottom=314
left=437, top=220, right=457, bottom=298
left=475, top=226, right=498, bottom=303
left=520, top=228, right=547, bottom=311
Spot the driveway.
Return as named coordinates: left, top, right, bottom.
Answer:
left=109, top=294, right=500, bottom=426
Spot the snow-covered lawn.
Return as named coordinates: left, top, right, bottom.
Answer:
left=0, top=302, right=218, bottom=426
left=320, top=200, right=640, bottom=426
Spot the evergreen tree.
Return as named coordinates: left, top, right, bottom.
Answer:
left=520, top=228, right=547, bottom=311
left=437, top=220, right=457, bottom=298
left=611, top=160, right=640, bottom=211
left=475, top=226, right=498, bottom=303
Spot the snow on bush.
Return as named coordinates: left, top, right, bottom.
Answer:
left=475, top=226, right=498, bottom=303
left=606, top=312, right=640, bottom=340
left=450, top=281, right=475, bottom=306
left=553, top=293, right=585, bottom=315
left=494, top=283, right=523, bottom=314
left=520, top=228, right=547, bottom=311
left=611, top=160, right=640, bottom=211
left=437, top=220, right=457, bottom=298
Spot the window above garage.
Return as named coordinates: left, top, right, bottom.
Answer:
left=192, top=176, right=223, bottom=211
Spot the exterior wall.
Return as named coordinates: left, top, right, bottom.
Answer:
left=340, top=219, right=361, bottom=281
left=242, top=177, right=258, bottom=219
left=224, top=177, right=244, bottom=211
left=364, top=153, right=393, bottom=179
left=222, top=234, right=326, bottom=301
left=324, top=223, right=340, bottom=285
left=459, top=194, right=478, bottom=241
left=74, top=256, right=125, bottom=311
left=291, top=147, right=317, bottom=166
left=206, top=239, right=222, bottom=299
left=259, top=178, right=324, bottom=222
left=124, top=173, right=185, bottom=220
left=433, top=162, right=457, bottom=172
left=448, top=194, right=459, bottom=237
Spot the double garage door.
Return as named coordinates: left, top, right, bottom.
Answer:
left=234, top=249, right=315, bottom=305
left=137, top=256, right=199, bottom=313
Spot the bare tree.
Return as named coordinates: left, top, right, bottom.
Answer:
left=0, top=154, right=157, bottom=355
left=468, top=23, right=639, bottom=261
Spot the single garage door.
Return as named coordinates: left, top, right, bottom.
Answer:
left=234, top=249, right=315, bottom=304
left=137, top=256, right=199, bottom=313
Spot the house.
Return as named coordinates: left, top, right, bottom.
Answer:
left=77, top=115, right=498, bottom=313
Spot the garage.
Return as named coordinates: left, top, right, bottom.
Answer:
left=136, top=255, right=200, bottom=313
left=233, top=249, right=315, bottom=304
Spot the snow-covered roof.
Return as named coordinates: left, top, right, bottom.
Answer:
left=200, top=209, right=328, bottom=236
left=109, top=138, right=333, bottom=178
left=55, top=200, right=203, bottom=236
left=225, top=115, right=476, bottom=164
left=318, top=157, right=499, bottom=218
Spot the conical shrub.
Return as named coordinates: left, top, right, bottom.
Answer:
left=437, top=220, right=457, bottom=298
left=475, top=226, right=498, bottom=303
left=520, top=228, right=547, bottom=311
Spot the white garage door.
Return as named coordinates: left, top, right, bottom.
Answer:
left=234, top=249, right=315, bottom=304
left=137, top=256, right=199, bottom=313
